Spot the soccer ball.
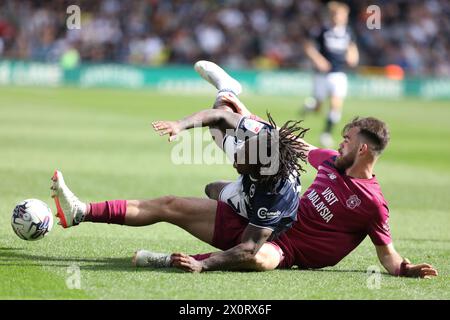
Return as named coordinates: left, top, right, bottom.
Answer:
left=11, top=199, right=53, bottom=241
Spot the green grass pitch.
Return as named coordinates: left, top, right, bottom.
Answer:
left=0, top=85, right=449, bottom=299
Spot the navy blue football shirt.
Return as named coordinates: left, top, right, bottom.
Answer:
left=224, top=116, right=301, bottom=239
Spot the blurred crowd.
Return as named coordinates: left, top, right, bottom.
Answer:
left=0, top=0, right=449, bottom=76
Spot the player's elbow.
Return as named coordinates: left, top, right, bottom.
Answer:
left=206, top=109, right=227, bottom=124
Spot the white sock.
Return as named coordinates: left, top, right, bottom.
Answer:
left=218, top=88, right=239, bottom=97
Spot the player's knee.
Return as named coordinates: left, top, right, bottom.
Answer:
left=234, top=242, right=277, bottom=271
left=205, top=181, right=228, bottom=200
left=245, top=255, right=270, bottom=271
left=160, top=195, right=179, bottom=212
left=330, top=96, right=344, bottom=109
left=213, top=97, right=234, bottom=112
left=250, top=245, right=281, bottom=271
left=204, top=184, right=211, bottom=198
left=249, top=253, right=276, bottom=271
left=204, top=183, right=216, bottom=199
left=206, top=182, right=224, bottom=200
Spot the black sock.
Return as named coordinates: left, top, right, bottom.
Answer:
left=325, top=118, right=334, bottom=134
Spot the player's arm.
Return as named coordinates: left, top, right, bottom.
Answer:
left=203, top=224, right=274, bottom=271
left=172, top=225, right=275, bottom=272
left=346, top=42, right=359, bottom=67
left=292, top=136, right=317, bottom=157
left=220, top=94, right=318, bottom=157
left=303, top=40, right=331, bottom=73
left=152, top=109, right=242, bottom=141
left=375, top=243, right=438, bottom=278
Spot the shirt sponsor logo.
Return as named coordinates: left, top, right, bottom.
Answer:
left=244, top=119, right=264, bottom=134
left=305, top=188, right=336, bottom=223
left=346, top=195, right=361, bottom=209
left=328, top=173, right=337, bottom=180
left=257, top=207, right=281, bottom=220
left=322, top=187, right=339, bottom=205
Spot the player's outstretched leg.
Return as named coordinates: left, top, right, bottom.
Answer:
left=194, top=61, right=252, bottom=115
left=51, top=170, right=87, bottom=228
left=51, top=171, right=217, bottom=244
left=132, top=250, right=215, bottom=269
left=194, top=60, right=242, bottom=96
left=194, top=60, right=247, bottom=147
left=320, top=96, right=343, bottom=148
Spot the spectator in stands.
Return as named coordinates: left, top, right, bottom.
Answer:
left=0, top=0, right=448, bottom=76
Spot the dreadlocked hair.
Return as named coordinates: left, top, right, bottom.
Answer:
left=258, top=112, right=310, bottom=192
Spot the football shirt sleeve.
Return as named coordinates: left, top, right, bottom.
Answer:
left=367, top=205, right=392, bottom=246
left=308, top=149, right=339, bottom=170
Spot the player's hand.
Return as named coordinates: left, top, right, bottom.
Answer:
left=405, top=263, right=438, bottom=278
left=152, top=120, right=181, bottom=142
left=220, top=93, right=252, bottom=117
left=403, top=259, right=438, bottom=278
left=171, top=252, right=203, bottom=273
left=316, top=59, right=332, bottom=73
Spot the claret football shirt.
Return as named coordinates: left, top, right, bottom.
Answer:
left=275, top=149, right=392, bottom=269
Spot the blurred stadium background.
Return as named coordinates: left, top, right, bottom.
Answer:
left=0, top=0, right=449, bottom=97
left=0, top=0, right=449, bottom=300
left=1, top=0, right=450, bottom=75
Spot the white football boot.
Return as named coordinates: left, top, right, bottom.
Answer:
left=132, top=250, right=172, bottom=268
left=51, top=170, right=87, bottom=228
left=194, top=60, right=242, bottom=96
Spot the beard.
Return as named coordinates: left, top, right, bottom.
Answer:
left=335, top=148, right=357, bottom=171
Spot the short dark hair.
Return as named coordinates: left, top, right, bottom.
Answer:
left=343, top=117, right=390, bottom=155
